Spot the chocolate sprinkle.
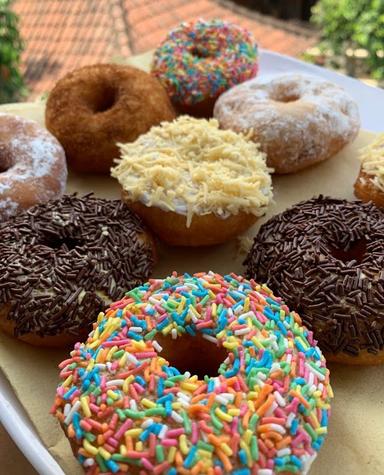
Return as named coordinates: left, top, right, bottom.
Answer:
left=0, top=194, right=155, bottom=337
left=245, top=196, right=384, bottom=357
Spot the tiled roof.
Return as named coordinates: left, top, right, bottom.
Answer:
left=12, top=0, right=317, bottom=99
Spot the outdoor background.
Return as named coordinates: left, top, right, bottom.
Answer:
left=1, top=0, right=383, bottom=104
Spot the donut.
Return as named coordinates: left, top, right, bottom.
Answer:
left=52, top=271, right=332, bottom=475
left=0, top=194, right=155, bottom=347
left=151, top=19, right=258, bottom=118
left=111, top=116, right=273, bottom=247
left=0, top=113, right=67, bottom=220
left=245, top=196, right=384, bottom=365
left=214, top=73, right=360, bottom=174
left=354, top=133, right=384, bottom=207
left=45, top=64, right=176, bottom=174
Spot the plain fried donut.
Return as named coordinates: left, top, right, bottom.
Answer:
left=52, top=272, right=332, bottom=474
left=46, top=64, right=176, bottom=174
left=214, top=73, right=360, bottom=174
left=0, top=113, right=67, bottom=220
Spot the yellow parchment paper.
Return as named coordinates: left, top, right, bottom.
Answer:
left=0, top=54, right=383, bottom=475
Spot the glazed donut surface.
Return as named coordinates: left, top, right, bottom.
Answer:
left=0, top=113, right=67, bottom=220
left=214, top=73, right=360, bottom=173
left=52, top=272, right=332, bottom=474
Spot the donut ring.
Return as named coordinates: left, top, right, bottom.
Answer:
left=0, top=113, right=67, bottom=220
left=245, top=196, right=384, bottom=364
left=112, top=116, right=273, bottom=247
left=46, top=64, right=175, bottom=174
left=152, top=19, right=258, bottom=118
left=52, top=272, right=332, bottom=475
left=0, top=194, right=155, bottom=346
left=214, top=73, right=360, bottom=173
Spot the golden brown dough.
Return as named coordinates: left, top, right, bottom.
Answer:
left=124, top=192, right=258, bottom=247
left=326, top=349, right=384, bottom=365
left=0, top=307, right=88, bottom=347
left=46, top=64, right=175, bottom=174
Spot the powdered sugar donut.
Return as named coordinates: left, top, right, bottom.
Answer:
left=214, top=73, right=360, bottom=174
left=0, top=113, right=67, bottom=219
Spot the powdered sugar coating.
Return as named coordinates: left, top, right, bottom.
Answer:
left=0, top=113, right=67, bottom=219
left=214, top=73, right=360, bottom=174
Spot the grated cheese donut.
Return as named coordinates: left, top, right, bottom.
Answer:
left=214, top=73, right=360, bottom=174
left=111, top=116, right=273, bottom=246
left=0, top=113, right=67, bottom=220
left=354, top=133, right=384, bottom=207
left=52, top=272, right=332, bottom=475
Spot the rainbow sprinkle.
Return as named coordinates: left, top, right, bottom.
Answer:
left=52, top=272, right=332, bottom=474
left=151, top=19, right=258, bottom=106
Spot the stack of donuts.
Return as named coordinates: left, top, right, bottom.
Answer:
left=1, top=15, right=383, bottom=475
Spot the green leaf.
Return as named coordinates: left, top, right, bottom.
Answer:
left=311, top=0, right=384, bottom=81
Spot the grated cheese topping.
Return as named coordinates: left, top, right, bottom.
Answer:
left=111, top=116, right=273, bottom=227
left=359, top=134, right=384, bottom=192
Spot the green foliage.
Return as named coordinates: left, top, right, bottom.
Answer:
left=0, top=0, right=25, bottom=103
left=312, top=0, right=384, bottom=80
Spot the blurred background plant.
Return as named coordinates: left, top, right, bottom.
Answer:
left=310, top=0, right=384, bottom=84
left=0, top=0, right=26, bottom=103
left=3, top=0, right=384, bottom=101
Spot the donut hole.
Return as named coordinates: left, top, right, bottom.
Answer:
left=191, top=47, right=210, bottom=59
left=0, top=144, right=13, bottom=172
left=271, top=84, right=301, bottom=103
left=274, top=92, right=300, bottom=103
left=91, top=84, right=117, bottom=113
left=278, top=94, right=300, bottom=103
left=40, top=235, right=84, bottom=251
left=0, top=161, right=9, bottom=173
left=330, top=238, right=367, bottom=264
left=155, top=333, right=227, bottom=379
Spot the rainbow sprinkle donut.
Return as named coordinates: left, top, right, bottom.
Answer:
left=151, top=19, right=259, bottom=117
left=52, top=272, right=332, bottom=474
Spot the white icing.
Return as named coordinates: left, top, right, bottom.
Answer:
left=214, top=73, right=360, bottom=170
left=0, top=113, right=67, bottom=220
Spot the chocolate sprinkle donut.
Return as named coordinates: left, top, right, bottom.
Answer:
left=0, top=194, right=155, bottom=340
left=245, top=196, right=384, bottom=361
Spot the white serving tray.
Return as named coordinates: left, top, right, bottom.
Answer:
left=0, top=49, right=383, bottom=475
